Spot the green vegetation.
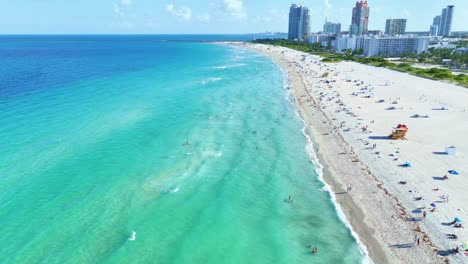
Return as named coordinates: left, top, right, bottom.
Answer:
left=455, top=40, right=468, bottom=48
left=251, top=39, right=468, bottom=87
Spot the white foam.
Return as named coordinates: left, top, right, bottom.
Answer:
left=129, top=231, right=136, bottom=241
left=213, top=63, right=246, bottom=69
left=202, top=77, right=222, bottom=85
left=170, top=186, right=180, bottom=193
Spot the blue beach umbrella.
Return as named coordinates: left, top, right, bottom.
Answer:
left=430, top=203, right=436, bottom=208
left=448, top=170, right=459, bottom=175
left=455, top=217, right=462, bottom=223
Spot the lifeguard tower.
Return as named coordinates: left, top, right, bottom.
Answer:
left=390, top=124, right=408, bottom=140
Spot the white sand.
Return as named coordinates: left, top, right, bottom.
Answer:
left=229, top=43, right=468, bottom=264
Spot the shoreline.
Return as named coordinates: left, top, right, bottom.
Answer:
left=276, top=50, right=386, bottom=264
left=282, top=66, right=373, bottom=262
left=222, top=42, right=468, bottom=264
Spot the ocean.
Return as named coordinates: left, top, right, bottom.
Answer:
left=0, top=35, right=365, bottom=263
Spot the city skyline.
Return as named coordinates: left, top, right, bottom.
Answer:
left=0, top=0, right=467, bottom=34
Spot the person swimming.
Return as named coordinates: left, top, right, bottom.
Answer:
left=312, top=247, right=318, bottom=254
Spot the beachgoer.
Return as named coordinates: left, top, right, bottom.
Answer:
left=312, top=247, right=318, bottom=254
left=423, top=211, right=427, bottom=218
left=442, top=175, right=449, bottom=180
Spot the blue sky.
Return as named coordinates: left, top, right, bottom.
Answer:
left=1, top=0, right=466, bottom=34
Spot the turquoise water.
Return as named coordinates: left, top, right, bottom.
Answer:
left=0, top=36, right=364, bottom=263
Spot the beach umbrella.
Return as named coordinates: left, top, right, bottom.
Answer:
left=455, top=217, right=462, bottom=223
left=430, top=203, right=436, bottom=208
left=448, top=170, right=459, bottom=175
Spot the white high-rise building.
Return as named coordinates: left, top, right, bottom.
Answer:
left=363, top=36, right=429, bottom=57
left=332, top=35, right=429, bottom=57
left=288, top=4, right=310, bottom=41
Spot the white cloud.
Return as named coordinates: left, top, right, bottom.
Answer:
left=113, top=4, right=125, bottom=17
left=121, top=0, right=132, bottom=6
left=197, top=13, right=211, bottom=23
left=167, top=4, right=192, bottom=21
left=167, top=4, right=174, bottom=12
left=113, top=0, right=132, bottom=17
left=223, top=0, right=246, bottom=19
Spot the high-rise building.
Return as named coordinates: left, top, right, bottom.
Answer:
left=323, top=20, right=341, bottom=35
left=362, top=36, right=429, bottom=57
left=430, top=16, right=441, bottom=36
left=332, top=35, right=429, bottom=57
left=429, top=25, right=438, bottom=36
left=385, top=19, right=407, bottom=36
left=288, top=4, right=311, bottom=41
left=350, top=1, right=370, bottom=36
left=439, top=5, right=454, bottom=37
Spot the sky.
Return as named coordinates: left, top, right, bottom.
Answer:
left=0, top=0, right=467, bottom=34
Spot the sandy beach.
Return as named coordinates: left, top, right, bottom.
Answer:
left=228, top=42, right=468, bottom=264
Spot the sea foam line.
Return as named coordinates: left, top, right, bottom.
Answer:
left=213, top=63, right=246, bottom=69
left=277, top=62, right=373, bottom=264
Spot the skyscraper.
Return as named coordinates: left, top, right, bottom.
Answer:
left=430, top=16, right=441, bottom=36
left=350, top=1, right=370, bottom=36
left=288, top=4, right=310, bottom=41
left=439, top=5, right=454, bottom=37
left=385, top=19, right=407, bottom=36
left=323, top=20, right=342, bottom=35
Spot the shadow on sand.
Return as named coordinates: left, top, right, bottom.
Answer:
left=368, top=136, right=391, bottom=140
left=389, top=243, right=413, bottom=249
